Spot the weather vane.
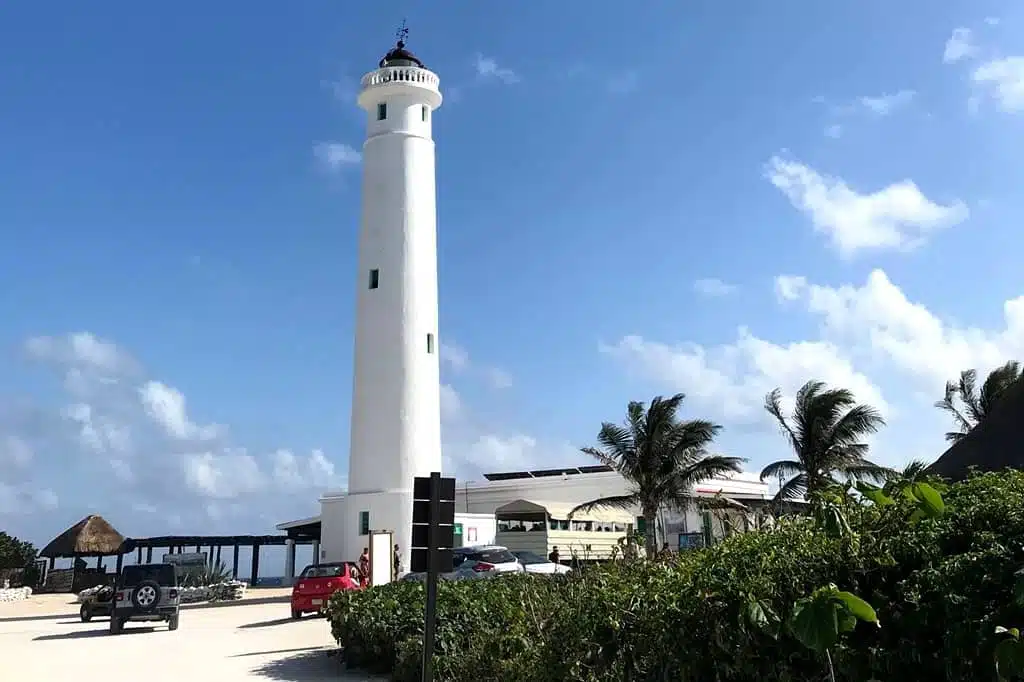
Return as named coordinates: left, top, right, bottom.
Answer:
left=396, top=19, right=409, bottom=45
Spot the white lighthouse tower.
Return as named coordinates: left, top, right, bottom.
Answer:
left=341, top=36, right=444, bottom=571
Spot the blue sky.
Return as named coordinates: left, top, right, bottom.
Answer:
left=2, top=0, right=1024, bottom=552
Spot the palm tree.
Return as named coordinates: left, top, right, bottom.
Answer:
left=568, top=393, right=745, bottom=556
left=935, top=361, right=1022, bottom=443
left=761, top=380, right=888, bottom=502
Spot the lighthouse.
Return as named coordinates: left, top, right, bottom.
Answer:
left=341, top=35, right=444, bottom=571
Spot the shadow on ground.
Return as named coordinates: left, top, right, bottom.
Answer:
left=249, top=649, right=376, bottom=680
left=34, top=626, right=156, bottom=641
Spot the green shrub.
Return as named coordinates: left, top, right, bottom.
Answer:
left=326, top=470, right=1024, bottom=681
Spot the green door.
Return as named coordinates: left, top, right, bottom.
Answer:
left=454, top=523, right=464, bottom=548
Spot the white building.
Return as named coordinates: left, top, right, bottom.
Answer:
left=335, top=37, right=445, bottom=571
left=281, top=464, right=771, bottom=568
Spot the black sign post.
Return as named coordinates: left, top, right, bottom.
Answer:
left=411, top=472, right=456, bottom=682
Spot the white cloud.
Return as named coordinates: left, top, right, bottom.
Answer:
left=824, top=124, right=843, bottom=139
left=775, top=269, right=1024, bottom=391
left=972, top=57, right=1024, bottom=112
left=474, top=55, right=520, bottom=84
left=139, top=380, right=220, bottom=441
left=313, top=141, right=361, bottom=170
left=944, top=27, right=977, bottom=64
left=765, top=155, right=969, bottom=257
left=4, top=332, right=341, bottom=532
left=601, top=332, right=887, bottom=424
left=440, top=384, right=462, bottom=421
left=445, top=434, right=581, bottom=477
left=0, top=483, right=58, bottom=515
left=485, top=368, right=514, bottom=389
left=985, top=17, right=1000, bottom=26
left=440, top=342, right=469, bottom=372
left=694, top=278, right=737, bottom=297
left=774, top=275, right=807, bottom=302
left=857, top=90, right=916, bottom=116
left=183, top=450, right=267, bottom=499
left=0, top=436, right=33, bottom=468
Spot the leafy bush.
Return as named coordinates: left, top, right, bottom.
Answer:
left=326, top=470, right=1024, bottom=681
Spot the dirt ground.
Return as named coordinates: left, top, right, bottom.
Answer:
left=0, top=590, right=379, bottom=680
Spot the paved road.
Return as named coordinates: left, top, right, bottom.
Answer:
left=0, top=593, right=377, bottom=680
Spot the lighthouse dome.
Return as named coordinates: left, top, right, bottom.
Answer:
left=378, top=41, right=424, bottom=69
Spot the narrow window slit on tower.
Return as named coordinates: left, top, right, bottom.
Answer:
left=359, top=511, right=370, bottom=536
left=421, top=105, right=428, bottom=122
left=377, top=102, right=387, bottom=121
left=426, top=333, right=435, bottom=354
left=369, top=269, right=380, bottom=289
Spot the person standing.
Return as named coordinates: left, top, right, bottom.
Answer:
left=547, top=546, right=560, bottom=564
left=358, top=548, right=370, bottom=586
left=393, top=544, right=401, bottom=578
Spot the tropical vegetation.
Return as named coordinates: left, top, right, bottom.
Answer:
left=567, top=393, right=744, bottom=554
left=936, top=360, right=1022, bottom=443
left=326, top=363, right=1024, bottom=681
left=327, top=470, right=1024, bottom=681
left=760, top=380, right=888, bottom=502
left=0, top=531, right=37, bottom=571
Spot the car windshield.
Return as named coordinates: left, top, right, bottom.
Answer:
left=465, top=548, right=516, bottom=564
left=120, top=564, right=176, bottom=587
left=514, top=551, right=548, bottom=565
left=300, top=564, right=347, bottom=579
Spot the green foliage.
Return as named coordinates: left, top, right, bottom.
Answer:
left=326, top=470, right=1024, bottom=681
left=0, top=531, right=37, bottom=570
left=180, top=559, right=231, bottom=587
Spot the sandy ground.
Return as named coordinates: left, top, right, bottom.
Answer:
left=0, top=590, right=380, bottom=680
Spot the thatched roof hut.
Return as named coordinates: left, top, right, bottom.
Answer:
left=40, top=514, right=126, bottom=558
left=928, top=376, right=1024, bottom=482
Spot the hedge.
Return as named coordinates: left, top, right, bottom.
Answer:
left=326, top=470, right=1024, bottom=681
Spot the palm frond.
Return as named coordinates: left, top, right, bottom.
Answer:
left=568, top=493, right=640, bottom=519
left=760, top=460, right=804, bottom=482
left=772, top=473, right=808, bottom=504
left=764, top=388, right=800, bottom=454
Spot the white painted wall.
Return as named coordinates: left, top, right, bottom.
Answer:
left=456, top=512, right=496, bottom=547
left=341, top=55, right=444, bottom=569
left=319, top=471, right=769, bottom=563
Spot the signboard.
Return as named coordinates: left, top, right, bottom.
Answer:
left=161, top=552, right=207, bottom=566
left=368, top=531, right=393, bottom=586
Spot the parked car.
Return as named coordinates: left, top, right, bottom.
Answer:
left=109, top=563, right=180, bottom=634
left=512, top=551, right=572, bottom=575
left=290, top=562, right=362, bottom=619
left=80, top=585, right=115, bottom=622
left=402, top=545, right=525, bottom=582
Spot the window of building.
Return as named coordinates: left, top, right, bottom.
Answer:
left=377, top=103, right=387, bottom=121
left=359, top=511, right=370, bottom=536
left=426, top=333, right=435, bottom=354
left=421, top=105, right=428, bottom=122
left=369, top=269, right=379, bottom=289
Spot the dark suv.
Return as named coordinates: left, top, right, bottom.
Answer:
left=109, top=563, right=181, bottom=634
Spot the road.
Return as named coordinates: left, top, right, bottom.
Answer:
left=0, top=591, right=378, bottom=680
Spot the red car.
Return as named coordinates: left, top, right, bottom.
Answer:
left=290, top=562, right=363, bottom=619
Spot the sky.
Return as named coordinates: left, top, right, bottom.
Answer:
left=1, top=0, right=1023, bottom=553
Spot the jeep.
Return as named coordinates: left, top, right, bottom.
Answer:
left=109, top=563, right=180, bottom=634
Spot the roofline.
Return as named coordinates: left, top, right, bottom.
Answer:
left=275, top=515, right=322, bottom=531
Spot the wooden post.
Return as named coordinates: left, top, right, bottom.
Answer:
left=115, top=553, right=124, bottom=574
left=232, top=545, right=240, bottom=579
left=215, top=545, right=222, bottom=565
left=146, top=547, right=152, bottom=563
left=48, top=557, right=55, bottom=570
left=250, top=544, right=260, bottom=586
left=136, top=546, right=142, bottom=564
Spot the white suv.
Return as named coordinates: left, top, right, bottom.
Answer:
left=110, top=563, right=181, bottom=633
left=451, top=545, right=524, bottom=579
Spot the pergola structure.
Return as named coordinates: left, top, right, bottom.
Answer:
left=119, top=534, right=315, bottom=585
left=40, top=515, right=318, bottom=589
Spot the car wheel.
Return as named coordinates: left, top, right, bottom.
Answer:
left=132, top=580, right=161, bottom=612
left=109, top=617, right=122, bottom=635
left=291, top=609, right=302, bottom=620
left=167, top=615, right=179, bottom=631
left=80, top=604, right=92, bottom=623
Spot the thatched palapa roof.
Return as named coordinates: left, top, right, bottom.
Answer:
left=928, top=376, right=1024, bottom=482
left=40, top=514, right=126, bottom=558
